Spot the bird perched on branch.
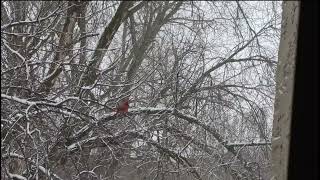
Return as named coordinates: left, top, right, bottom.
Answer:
left=114, top=98, right=129, bottom=115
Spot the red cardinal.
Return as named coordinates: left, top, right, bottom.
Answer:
left=114, top=99, right=129, bottom=115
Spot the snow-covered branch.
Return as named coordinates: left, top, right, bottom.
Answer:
left=2, top=153, right=63, bottom=180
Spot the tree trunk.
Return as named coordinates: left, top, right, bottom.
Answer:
left=271, top=2, right=300, bottom=180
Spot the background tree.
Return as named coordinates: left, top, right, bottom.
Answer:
left=1, top=1, right=282, bottom=179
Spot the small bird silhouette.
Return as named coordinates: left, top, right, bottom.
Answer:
left=114, top=98, right=129, bottom=115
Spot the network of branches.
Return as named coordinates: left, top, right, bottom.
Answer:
left=1, top=1, right=282, bottom=180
